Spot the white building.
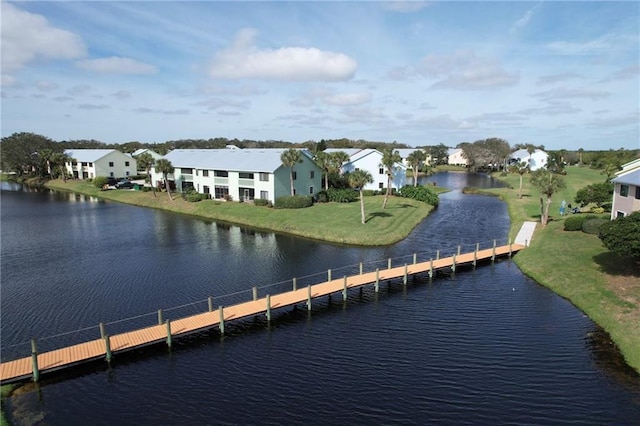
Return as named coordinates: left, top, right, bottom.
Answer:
left=150, top=148, right=322, bottom=203
left=64, top=149, right=137, bottom=180
left=396, top=148, right=431, bottom=168
left=447, top=148, right=468, bottom=166
left=610, top=158, right=640, bottom=219
left=510, top=148, right=548, bottom=171
left=339, top=148, right=407, bottom=191
left=132, top=148, right=163, bottom=161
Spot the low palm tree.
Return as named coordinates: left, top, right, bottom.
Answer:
left=407, top=150, right=426, bottom=186
left=280, top=148, right=302, bottom=196
left=508, top=160, right=529, bottom=199
left=155, top=158, right=175, bottom=200
left=348, top=170, right=373, bottom=224
left=313, top=151, right=331, bottom=190
left=380, top=147, right=402, bottom=209
left=137, top=152, right=156, bottom=197
left=530, top=167, right=566, bottom=226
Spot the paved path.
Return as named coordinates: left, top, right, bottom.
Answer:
left=515, top=221, right=537, bottom=246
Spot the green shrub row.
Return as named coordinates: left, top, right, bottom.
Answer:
left=254, top=198, right=272, bottom=207
left=582, top=218, right=609, bottom=235
left=564, top=214, right=609, bottom=234
left=398, top=185, right=439, bottom=206
left=274, top=195, right=313, bottom=209
left=326, top=188, right=358, bottom=203
left=182, top=189, right=210, bottom=202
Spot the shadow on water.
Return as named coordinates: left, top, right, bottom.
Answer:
left=585, top=328, right=640, bottom=391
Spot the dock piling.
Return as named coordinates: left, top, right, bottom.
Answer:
left=293, top=277, right=297, bottom=291
left=375, top=268, right=380, bottom=293
left=509, top=239, right=513, bottom=257
left=328, top=269, right=332, bottom=282
left=157, top=309, right=163, bottom=326
left=492, top=239, right=496, bottom=262
left=99, top=322, right=105, bottom=339
left=31, top=339, right=39, bottom=383
left=208, top=296, right=213, bottom=312
left=342, top=276, right=348, bottom=301
left=166, top=320, right=172, bottom=348
left=266, top=295, right=271, bottom=322
left=457, top=245, right=461, bottom=256
left=252, top=286, right=258, bottom=301
left=473, top=243, right=479, bottom=267
left=436, top=250, right=440, bottom=260
left=403, top=264, right=408, bottom=285
left=429, top=258, right=434, bottom=278
left=307, top=285, right=312, bottom=311
left=359, top=262, right=363, bottom=275
left=413, top=253, right=417, bottom=265
left=388, top=258, right=392, bottom=269
left=104, top=335, right=112, bottom=363
left=219, top=306, right=225, bottom=335
left=452, top=254, right=457, bottom=273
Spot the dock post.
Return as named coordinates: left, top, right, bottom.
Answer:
left=293, top=277, right=297, bottom=291
left=388, top=258, right=392, bottom=269
left=208, top=296, right=213, bottom=312
left=473, top=243, right=479, bottom=267
left=403, top=264, right=408, bottom=285
left=429, top=258, right=434, bottom=278
left=359, top=262, right=363, bottom=275
left=104, top=334, right=112, bottom=363
left=166, top=320, right=172, bottom=348
left=492, top=239, right=496, bottom=262
left=307, top=285, right=312, bottom=311
left=457, top=245, right=461, bottom=256
left=99, top=322, right=106, bottom=339
left=219, top=306, right=225, bottom=335
left=31, top=339, right=39, bottom=383
left=157, top=309, right=163, bottom=326
left=375, top=268, right=380, bottom=293
left=328, top=269, right=332, bottom=282
left=525, top=239, right=528, bottom=247
left=509, top=238, right=513, bottom=257
left=436, top=250, right=440, bottom=260
left=413, top=253, right=417, bottom=265
left=452, top=254, right=456, bottom=273
left=342, top=276, right=348, bottom=301
left=266, top=295, right=271, bottom=322
left=253, top=286, right=258, bottom=301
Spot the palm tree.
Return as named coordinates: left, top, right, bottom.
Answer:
left=137, top=152, right=156, bottom=197
left=328, top=151, right=349, bottom=184
left=578, top=148, right=584, bottom=166
left=526, top=144, right=537, bottom=166
left=380, top=147, right=402, bottom=209
left=530, top=167, right=566, bottom=226
left=508, top=160, right=529, bottom=199
left=313, top=151, right=331, bottom=190
left=155, top=158, right=175, bottom=200
left=280, top=148, right=302, bottom=196
left=50, top=151, right=71, bottom=182
left=406, top=150, right=426, bottom=186
left=348, top=170, right=373, bottom=224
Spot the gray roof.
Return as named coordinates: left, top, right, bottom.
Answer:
left=612, top=169, right=640, bottom=186
left=324, top=148, right=362, bottom=157
left=64, top=149, right=118, bottom=162
left=162, top=149, right=314, bottom=173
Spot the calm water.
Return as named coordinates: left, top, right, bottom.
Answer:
left=1, top=173, right=639, bottom=425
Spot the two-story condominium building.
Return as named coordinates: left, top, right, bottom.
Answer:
left=64, top=149, right=137, bottom=180
left=610, top=158, right=640, bottom=219
left=150, top=149, right=323, bottom=203
left=337, top=148, right=407, bottom=191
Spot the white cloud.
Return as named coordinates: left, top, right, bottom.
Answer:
left=382, top=1, right=431, bottom=13
left=323, top=92, right=371, bottom=106
left=76, top=57, right=157, bottom=74
left=77, top=104, right=110, bottom=110
left=209, top=28, right=357, bottom=82
left=533, top=87, right=610, bottom=101
left=35, top=80, right=59, bottom=92
left=1, top=2, right=87, bottom=80
left=547, top=33, right=638, bottom=56
left=510, top=2, right=542, bottom=34
left=536, top=73, right=583, bottom=86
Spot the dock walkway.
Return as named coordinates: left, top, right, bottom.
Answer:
left=1, top=243, right=525, bottom=384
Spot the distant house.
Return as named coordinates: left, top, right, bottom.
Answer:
left=396, top=148, right=431, bottom=168
left=64, top=149, right=137, bottom=180
left=510, top=148, right=548, bottom=171
left=610, top=158, right=640, bottom=219
left=338, top=148, right=407, bottom=191
left=132, top=148, right=163, bottom=161
left=447, top=148, right=468, bottom=166
left=149, top=148, right=322, bottom=203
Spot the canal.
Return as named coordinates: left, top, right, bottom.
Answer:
left=1, top=172, right=639, bottom=424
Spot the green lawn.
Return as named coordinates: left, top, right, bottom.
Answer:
left=485, top=166, right=640, bottom=372
left=45, top=180, right=434, bottom=246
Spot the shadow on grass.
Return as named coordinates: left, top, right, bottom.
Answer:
left=395, top=203, right=416, bottom=209
left=593, top=252, right=640, bottom=277
left=365, top=212, right=392, bottom=223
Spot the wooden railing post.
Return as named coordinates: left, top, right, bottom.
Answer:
left=219, top=306, right=225, bottom=335
left=266, top=295, right=271, bottom=322
left=99, top=322, right=106, bottom=339
left=375, top=268, right=380, bottom=293
left=293, top=277, right=297, bottom=291
left=104, top=334, right=112, bottom=363
left=157, top=309, right=163, bottom=326
left=307, top=285, right=312, bottom=311
left=403, top=264, right=408, bottom=285
left=31, top=339, right=39, bottom=383
left=166, top=320, right=172, bottom=348
left=342, top=276, right=348, bottom=301
left=252, top=286, right=258, bottom=301
left=208, top=296, right=213, bottom=312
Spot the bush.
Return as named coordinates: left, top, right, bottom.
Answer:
left=224, top=194, right=233, bottom=202
left=182, top=189, right=209, bottom=202
left=93, top=176, right=108, bottom=189
left=591, top=207, right=605, bottom=214
left=582, top=218, right=609, bottom=235
left=274, top=195, right=313, bottom=209
left=564, top=215, right=586, bottom=231
left=599, top=212, right=640, bottom=259
left=398, top=185, right=439, bottom=206
left=326, top=188, right=358, bottom=203
left=361, top=189, right=377, bottom=197
left=254, top=198, right=271, bottom=207
left=315, top=191, right=328, bottom=203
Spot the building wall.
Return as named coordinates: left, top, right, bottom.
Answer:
left=66, top=151, right=137, bottom=180
left=448, top=150, right=468, bottom=166
left=611, top=183, right=640, bottom=219
left=343, top=151, right=406, bottom=191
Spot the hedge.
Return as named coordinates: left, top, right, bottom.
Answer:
left=582, top=218, right=609, bottom=235
left=274, top=195, right=313, bottom=209
left=326, top=188, right=358, bottom=203
left=398, top=185, right=439, bottom=206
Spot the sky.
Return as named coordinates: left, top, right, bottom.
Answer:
left=1, top=1, right=638, bottom=151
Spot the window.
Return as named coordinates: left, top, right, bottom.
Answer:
left=125, top=171, right=130, bottom=177
left=309, top=186, right=314, bottom=194
left=259, top=172, right=269, bottom=182
left=293, top=188, right=297, bottom=195
left=203, top=185, right=210, bottom=194
left=636, top=186, right=640, bottom=200
left=379, top=182, right=384, bottom=189
left=202, top=170, right=209, bottom=177
left=260, top=190, right=269, bottom=199
left=125, top=161, right=130, bottom=166
left=109, top=172, right=114, bottom=177
left=379, top=168, right=384, bottom=174
left=195, top=170, right=199, bottom=176
left=109, top=162, right=114, bottom=167
left=180, top=168, right=193, bottom=174
left=81, top=162, right=88, bottom=166
left=239, top=172, right=254, bottom=179
left=309, top=170, right=315, bottom=179
left=292, top=171, right=297, bottom=180
left=620, top=184, right=629, bottom=197
left=89, top=162, right=93, bottom=167
left=214, top=170, right=228, bottom=177
left=215, top=186, right=229, bottom=199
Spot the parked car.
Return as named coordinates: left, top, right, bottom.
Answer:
left=106, top=177, right=118, bottom=187
left=115, top=180, right=135, bottom=189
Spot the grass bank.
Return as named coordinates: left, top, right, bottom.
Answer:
left=45, top=180, right=435, bottom=246
left=484, top=166, right=640, bottom=372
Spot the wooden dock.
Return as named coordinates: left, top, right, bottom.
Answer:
left=0, top=243, right=524, bottom=384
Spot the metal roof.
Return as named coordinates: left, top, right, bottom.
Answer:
left=324, top=148, right=362, bottom=157
left=612, top=169, right=640, bottom=186
left=161, top=149, right=313, bottom=173
left=64, top=149, right=118, bottom=162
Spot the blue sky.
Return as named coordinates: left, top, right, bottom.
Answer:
left=1, top=1, right=638, bottom=151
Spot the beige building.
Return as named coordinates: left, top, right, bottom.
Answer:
left=610, top=158, right=640, bottom=219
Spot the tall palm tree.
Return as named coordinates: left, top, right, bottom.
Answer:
left=348, top=170, right=373, bottom=224
left=380, top=147, right=402, bottom=209
left=508, top=160, right=529, bottom=199
left=280, top=148, right=302, bottom=196
left=313, top=151, right=331, bottom=190
left=50, top=151, right=71, bottom=182
left=530, top=167, right=566, bottom=226
left=155, top=158, right=175, bottom=200
left=327, top=151, right=350, bottom=185
left=406, top=150, right=426, bottom=186
left=137, top=152, right=156, bottom=197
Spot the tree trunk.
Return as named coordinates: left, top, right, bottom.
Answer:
left=165, top=176, right=172, bottom=200
left=290, top=168, right=295, bottom=196
left=518, top=174, right=523, bottom=198
left=359, top=189, right=366, bottom=224
left=324, top=172, right=329, bottom=191
left=413, top=166, right=418, bottom=186
left=382, top=174, right=391, bottom=209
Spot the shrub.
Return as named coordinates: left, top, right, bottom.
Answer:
left=564, top=215, right=587, bottom=231
left=224, top=194, right=233, bottom=202
left=254, top=198, right=271, bottom=207
left=582, top=218, right=609, bottom=235
left=93, top=176, right=108, bottom=189
left=315, top=191, right=328, bottom=203
left=361, top=189, right=377, bottom=197
left=274, top=195, right=313, bottom=209
left=599, top=212, right=640, bottom=259
left=399, top=185, right=439, bottom=206
left=326, top=188, right=358, bottom=203
left=591, top=207, right=605, bottom=214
